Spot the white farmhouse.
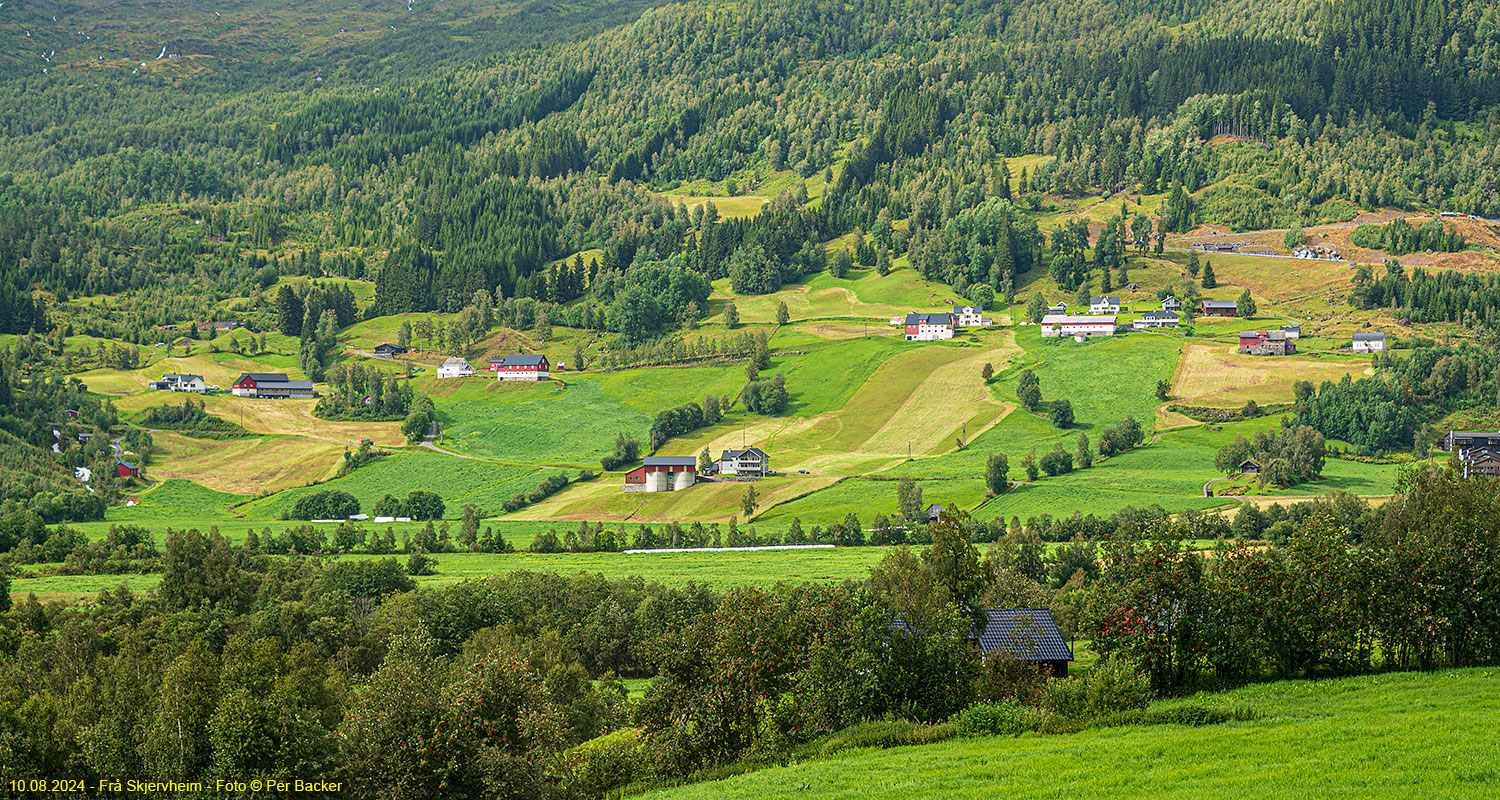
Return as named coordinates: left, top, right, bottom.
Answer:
left=1089, top=296, right=1121, bottom=314
left=437, top=357, right=475, bottom=378
left=1352, top=331, right=1386, bottom=353
left=1132, top=310, right=1180, bottom=330
left=952, top=305, right=988, bottom=328
left=718, top=447, right=770, bottom=477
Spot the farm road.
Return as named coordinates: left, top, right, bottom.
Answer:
left=420, top=420, right=476, bottom=459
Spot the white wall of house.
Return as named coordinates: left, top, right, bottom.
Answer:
left=906, top=323, right=953, bottom=341
left=497, top=369, right=548, bottom=381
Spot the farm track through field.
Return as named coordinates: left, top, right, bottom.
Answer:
left=421, top=421, right=476, bottom=459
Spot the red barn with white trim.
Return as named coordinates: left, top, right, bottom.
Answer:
left=623, top=456, right=698, bottom=491
left=494, top=354, right=550, bottom=381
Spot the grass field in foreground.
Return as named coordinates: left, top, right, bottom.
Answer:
left=643, top=668, right=1500, bottom=800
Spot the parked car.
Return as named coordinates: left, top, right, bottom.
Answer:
left=797, top=469, right=810, bottom=474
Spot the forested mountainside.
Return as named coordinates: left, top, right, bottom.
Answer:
left=4, top=0, right=1500, bottom=335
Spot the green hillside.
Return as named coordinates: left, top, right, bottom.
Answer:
left=642, top=669, right=1500, bottom=800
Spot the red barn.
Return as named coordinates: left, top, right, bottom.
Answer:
left=623, top=456, right=697, bottom=492
left=494, top=354, right=550, bottom=381
left=116, top=460, right=141, bottom=479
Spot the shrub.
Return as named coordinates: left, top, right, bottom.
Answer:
left=503, top=473, right=571, bottom=512
left=1119, top=704, right=1256, bottom=727
left=1039, top=658, right=1151, bottom=720
left=405, top=553, right=436, bottom=576
left=530, top=529, right=563, bottom=553
left=1050, top=399, right=1074, bottom=428
left=953, top=699, right=1035, bottom=736
left=1039, top=443, right=1073, bottom=476
left=553, top=727, right=642, bottom=799
left=650, top=402, right=706, bottom=450
left=742, top=374, right=790, bottom=416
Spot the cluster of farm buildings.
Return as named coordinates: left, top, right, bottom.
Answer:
left=147, top=372, right=317, bottom=398
left=1445, top=430, right=1500, bottom=478
left=1195, top=241, right=1344, bottom=261
left=371, top=343, right=557, bottom=381
left=623, top=447, right=770, bottom=492
left=891, top=305, right=990, bottom=340
left=1020, top=295, right=1388, bottom=355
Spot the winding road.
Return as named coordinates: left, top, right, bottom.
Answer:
left=419, top=420, right=475, bottom=459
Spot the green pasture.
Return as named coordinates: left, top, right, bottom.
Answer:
left=401, top=547, right=892, bottom=587
left=706, top=267, right=969, bottom=326
left=233, top=450, right=548, bottom=519
left=433, top=371, right=714, bottom=466
left=643, top=668, right=1500, bottom=800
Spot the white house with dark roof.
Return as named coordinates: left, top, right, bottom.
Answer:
left=437, top=357, right=475, bottom=378
left=1132, top=310, right=1180, bottom=330
left=1089, top=296, right=1121, bottom=314
left=1280, top=324, right=1301, bottom=339
left=154, top=373, right=206, bottom=392
left=1161, top=295, right=1182, bottom=311
left=718, top=447, right=769, bottom=477
left=1352, top=331, right=1386, bottom=352
left=952, top=305, right=988, bottom=328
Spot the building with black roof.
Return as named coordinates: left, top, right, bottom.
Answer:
left=970, top=608, right=1074, bottom=676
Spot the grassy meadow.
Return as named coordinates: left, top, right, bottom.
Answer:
left=642, top=668, right=1500, bottom=800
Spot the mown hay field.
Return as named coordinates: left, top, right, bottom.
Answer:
left=670, top=333, right=1020, bottom=477
left=510, top=473, right=843, bottom=523
left=1172, top=342, right=1371, bottom=408
left=147, top=432, right=346, bottom=495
